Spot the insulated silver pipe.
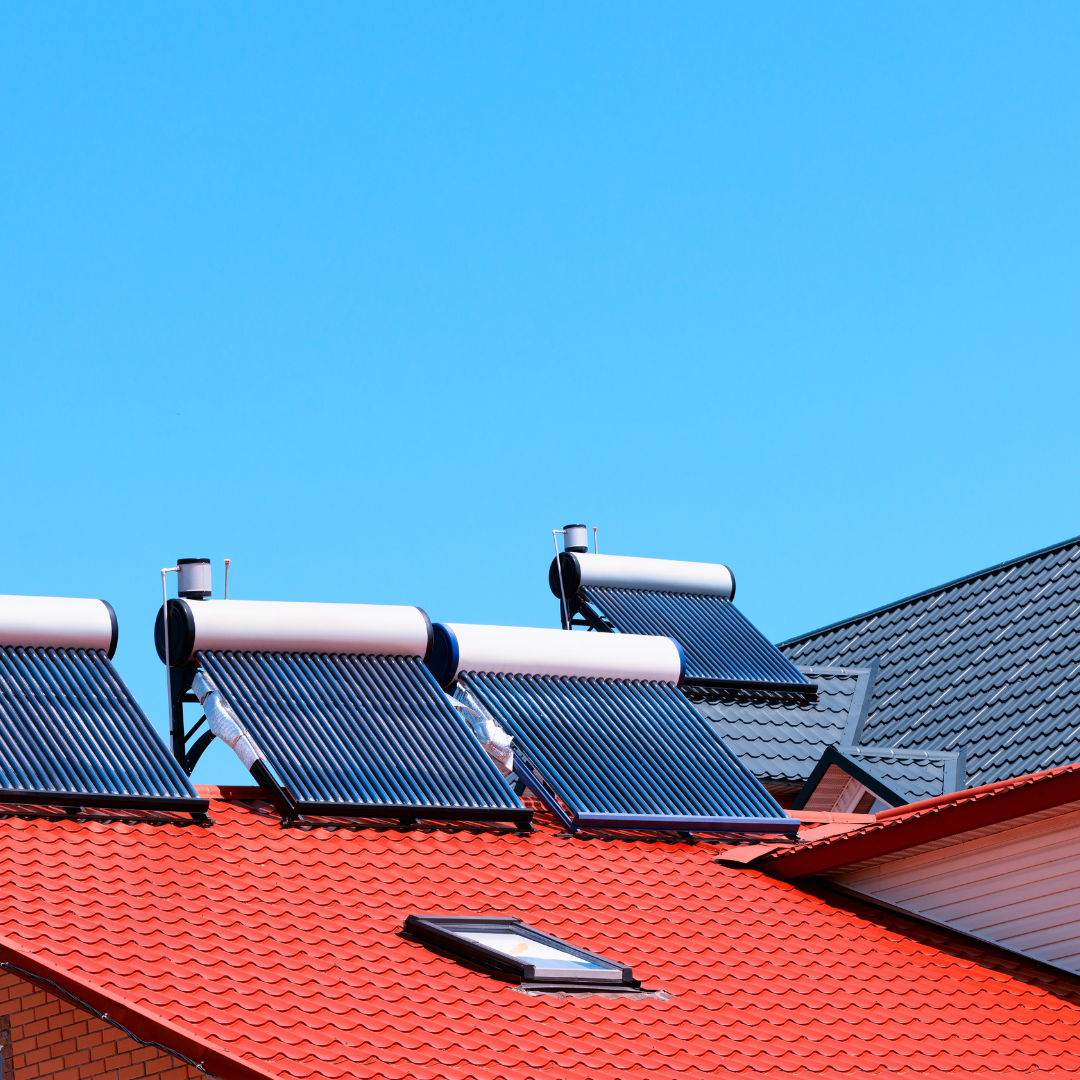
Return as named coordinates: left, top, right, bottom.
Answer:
left=191, top=668, right=266, bottom=770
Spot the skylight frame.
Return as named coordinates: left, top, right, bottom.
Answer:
left=404, top=915, right=637, bottom=987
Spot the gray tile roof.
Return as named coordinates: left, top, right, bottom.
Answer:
left=780, top=534, right=1080, bottom=786
left=692, top=666, right=874, bottom=784
left=837, top=746, right=964, bottom=803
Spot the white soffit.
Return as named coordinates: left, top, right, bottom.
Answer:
left=836, top=807, right=1080, bottom=977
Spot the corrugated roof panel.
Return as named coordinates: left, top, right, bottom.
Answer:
left=579, top=587, right=810, bottom=689
left=460, top=671, right=795, bottom=834
left=780, top=535, right=1080, bottom=786
left=198, top=650, right=527, bottom=823
left=0, top=646, right=205, bottom=811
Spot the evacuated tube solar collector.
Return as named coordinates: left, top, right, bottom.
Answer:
left=549, top=544, right=813, bottom=695
left=0, top=594, right=206, bottom=818
left=154, top=590, right=528, bottom=827
left=432, top=620, right=796, bottom=836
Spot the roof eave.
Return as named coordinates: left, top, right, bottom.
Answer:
left=0, top=933, right=280, bottom=1080
left=756, top=765, right=1080, bottom=879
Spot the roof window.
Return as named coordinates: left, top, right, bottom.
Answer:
left=404, top=915, right=643, bottom=993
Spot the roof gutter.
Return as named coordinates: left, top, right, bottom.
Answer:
left=758, top=765, right=1080, bottom=879
left=0, top=934, right=281, bottom=1080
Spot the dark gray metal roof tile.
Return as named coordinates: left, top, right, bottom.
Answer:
left=691, top=666, right=874, bottom=784
left=781, top=535, right=1080, bottom=785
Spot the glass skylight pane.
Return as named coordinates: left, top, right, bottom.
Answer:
left=456, top=931, right=610, bottom=970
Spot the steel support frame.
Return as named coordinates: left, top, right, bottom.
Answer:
left=169, top=662, right=218, bottom=775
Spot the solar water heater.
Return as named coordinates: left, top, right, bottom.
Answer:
left=0, top=595, right=207, bottom=818
left=156, top=595, right=528, bottom=826
left=428, top=622, right=797, bottom=836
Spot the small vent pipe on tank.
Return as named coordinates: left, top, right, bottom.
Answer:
left=224, top=558, right=231, bottom=599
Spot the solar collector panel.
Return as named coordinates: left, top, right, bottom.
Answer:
left=461, top=671, right=793, bottom=832
left=0, top=646, right=205, bottom=811
left=579, top=587, right=810, bottom=690
left=198, top=650, right=527, bottom=822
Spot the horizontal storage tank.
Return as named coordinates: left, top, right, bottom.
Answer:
left=428, top=622, right=685, bottom=688
left=550, top=552, right=735, bottom=599
left=0, top=595, right=117, bottom=657
left=155, top=598, right=432, bottom=667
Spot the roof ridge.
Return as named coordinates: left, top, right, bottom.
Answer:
left=779, top=532, right=1080, bottom=647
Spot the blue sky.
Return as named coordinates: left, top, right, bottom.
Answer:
left=2, top=3, right=1079, bottom=783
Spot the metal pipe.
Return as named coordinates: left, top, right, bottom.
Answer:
left=160, top=566, right=179, bottom=746
left=593, top=527, right=598, bottom=554
left=551, top=530, right=569, bottom=630
left=224, top=558, right=230, bottom=599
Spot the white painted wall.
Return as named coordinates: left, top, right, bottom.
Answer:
left=837, top=809, right=1080, bottom=976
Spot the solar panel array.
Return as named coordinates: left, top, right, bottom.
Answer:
left=460, top=671, right=795, bottom=834
left=198, top=650, right=529, bottom=825
left=578, top=587, right=812, bottom=691
left=0, top=646, right=206, bottom=814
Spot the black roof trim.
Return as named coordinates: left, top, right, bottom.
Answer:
left=779, top=533, right=1080, bottom=647
left=790, top=745, right=909, bottom=812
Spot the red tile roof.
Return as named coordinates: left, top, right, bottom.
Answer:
left=2, top=788, right=1080, bottom=1078
left=750, top=761, right=1080, bottom=879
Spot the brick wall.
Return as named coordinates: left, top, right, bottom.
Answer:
left=0, top=970, right=204, bottom=1080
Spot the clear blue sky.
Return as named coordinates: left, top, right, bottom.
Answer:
left=3, top=3, right=1079, bottom=784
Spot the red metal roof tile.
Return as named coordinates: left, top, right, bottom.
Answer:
left=0, top=792, right=1078, bottom=1078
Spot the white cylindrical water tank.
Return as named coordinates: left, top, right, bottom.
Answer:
left=155, top=598, right=433, bottom=667
left=0, top=595, right=118, bottom=657
left=549, top=552, right=735, bottom=599
left=428, top=622, right=685, bottom=688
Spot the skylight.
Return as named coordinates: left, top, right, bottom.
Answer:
left=404, top=915, right=639, bottom=990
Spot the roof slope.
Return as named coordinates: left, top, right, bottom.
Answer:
left=693, top=666, right=872, bottom=784
left=2, top=793, right=1080, bottom=1078
left=780, top=535, right=1080, bottom=785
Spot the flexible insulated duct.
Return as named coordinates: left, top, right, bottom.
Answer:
left=0, top=595, right=118, bottom=657
left=428, top=623, right=685, bottom=688
left=549, top=552, right=735, bottom=600
left=155, top=598, right=433, bottom=667
left=191, top=668, right=267, bottom=771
